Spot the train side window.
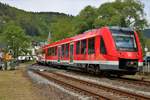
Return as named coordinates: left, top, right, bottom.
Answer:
left=55, top=47, right=57, bottom=56
left=61, top=46, right=63, bottom=56
left=53, top=47, right=56, bottom=56
left=48, top=47, right=57, bottom=56
left=88, top=37, right=95, bottom=54
left=61, top=45, right=64, bottom=57
left=51, top=48, right=52, bottom=56
left=76, top=41, right=80, bottom=54
left=81, top=39, right=86, bottom=54
left=48, top=48, right=51, bottom=56
left=65, top=44, right=69, bottom=57
left=100, top=37, right=107, bottom=54
left=48, top=47, right=52, bottom=56
left=52, top=47, right=54, bottom=56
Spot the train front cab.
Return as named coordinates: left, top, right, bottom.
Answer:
left=100, top=27, right=143, bottom=75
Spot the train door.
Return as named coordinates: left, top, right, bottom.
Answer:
left=70, top=43, right=74, bottom=63
left=58, top=46, right=61, bottom=63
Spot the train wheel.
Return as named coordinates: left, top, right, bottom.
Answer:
left=86, top=64, right=100, bottom=75
left=86, top=64, right=93, bottom=74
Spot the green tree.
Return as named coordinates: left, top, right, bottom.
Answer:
left=94, top=0, right=148, bottom=30
left=50, top=17, right=76, bottom=42
left=75, top=0, right=147, bottom=49
left=3, top=22, right=31, bottom=57
left=75, top=5, right=97, bottom=33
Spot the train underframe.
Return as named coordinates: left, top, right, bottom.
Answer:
left=37, top=59, right=139, bottom=76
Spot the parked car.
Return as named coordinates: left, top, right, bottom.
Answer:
left=17, top=56, right=33, bottom=63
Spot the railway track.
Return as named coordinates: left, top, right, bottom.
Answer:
left=32, top=69, right=150, bottom=100
left=31, top=63, right=150, bottom=87
left=113, top=77, right=150, bottom=87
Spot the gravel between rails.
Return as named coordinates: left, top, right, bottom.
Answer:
left=27, top=70, right=93, bottom=100
left=57, top=71, right=150, bottom=97
left=29, top=64, right=150, bottom=98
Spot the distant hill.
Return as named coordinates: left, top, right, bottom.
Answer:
left=0, top=2, right=71, bottom=39
left=143, top=29, right=150, bottom=38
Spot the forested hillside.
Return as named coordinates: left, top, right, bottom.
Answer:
left=0, top=3, right=71, bottom=41
left=0, top=0, right=148, bottom=44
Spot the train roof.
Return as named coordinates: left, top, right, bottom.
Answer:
left=109, top=26, right=133, bottom=31
left=43, top=26, right=134, bottom=48
left=44, top=27, right=104, bottom=48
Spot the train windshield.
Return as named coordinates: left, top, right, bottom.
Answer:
left=111, top=30, right=137, bottom=51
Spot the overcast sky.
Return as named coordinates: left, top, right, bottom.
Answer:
left=0, top=0, right=150, bottom=24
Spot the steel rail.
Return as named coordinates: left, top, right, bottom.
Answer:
left=33, top=70, right=112, bottom=100
left=50, top=72, right=150, bottom=100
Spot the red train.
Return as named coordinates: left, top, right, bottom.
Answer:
left=37, top=26, right=143, bottom=76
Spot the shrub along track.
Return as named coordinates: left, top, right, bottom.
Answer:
left=31, top=69, right=150, bottom=100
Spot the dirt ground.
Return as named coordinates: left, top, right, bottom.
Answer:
left=0, top=64, right=79, bottom=100
left=0, top=64, right=75, bottom=100
left=0, top=64, right=47, bottom=100
left=124, top=73, right=150, bottom=81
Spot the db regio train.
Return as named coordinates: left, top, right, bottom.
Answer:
left=37, top=26, right=143, bottom=76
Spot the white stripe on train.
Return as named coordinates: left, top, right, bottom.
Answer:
left=45, top=59, right=118, bottom=65
left=44, top=59, right=143, bottom=66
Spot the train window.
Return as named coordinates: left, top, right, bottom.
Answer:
left=61, top=45, right=65, bottom=57
left=65, top=44, right=69, bottom=57
left=81, top=39, right=86, bottom=54
left=48, top=48, right=51, bottom=56
left=48, top=48, right=52, bottom=56
left=47, top=47, right=57, bottom=56
left=76, top=41, right=80, bottom=54
left=88, top=37, right=95, bottom=54
left=100, top=37, right=107, bottom=54
left=55, top=47, right=57, bottom=56
left=51, top=48, right=52, bottom=55
left=53, top=47, right=55, bottom=56
left=52, top=48, right=54, bottom=56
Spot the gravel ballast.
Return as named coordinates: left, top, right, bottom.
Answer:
left=27, top=70, right=92, bottom=100
left=29, top=65, right=150, bottom=98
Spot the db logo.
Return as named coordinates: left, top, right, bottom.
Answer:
left=127, top=53, right=132, bottom=57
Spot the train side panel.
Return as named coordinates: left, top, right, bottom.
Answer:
left=39, top=26, right=143, bottom=75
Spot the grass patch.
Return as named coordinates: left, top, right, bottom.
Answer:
left=0, top=64, right=45, bottom=100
